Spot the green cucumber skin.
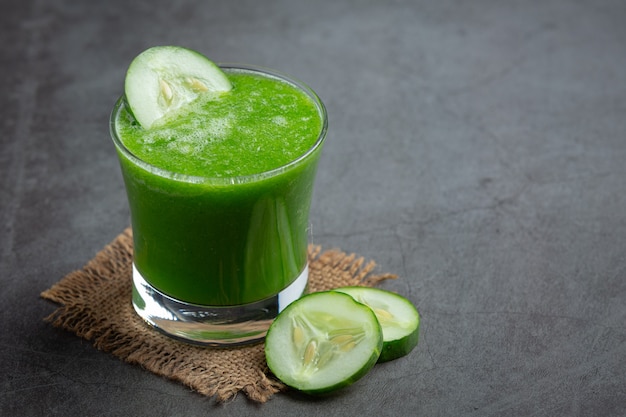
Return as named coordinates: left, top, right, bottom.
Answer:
left=378, top=326, right=419, bottom=363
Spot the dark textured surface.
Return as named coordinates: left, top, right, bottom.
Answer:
left=2, top=0, right=626, bottom=415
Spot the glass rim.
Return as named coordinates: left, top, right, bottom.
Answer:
left=109, top=63, right=328, bottom=185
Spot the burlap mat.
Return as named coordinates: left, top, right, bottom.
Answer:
left=41, top=228, right=396, bottom=403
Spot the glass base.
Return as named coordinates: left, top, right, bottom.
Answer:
left=131, top=264, right=308, bottom=346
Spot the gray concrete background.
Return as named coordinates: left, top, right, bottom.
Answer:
left=2, top=0, right=626, bottom=415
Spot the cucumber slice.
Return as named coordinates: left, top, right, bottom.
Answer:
left=334, top=287, right=419, bottom=362
left=124, top=46, right=232, bottom=129
left=265, top=291, right=383, bottom=394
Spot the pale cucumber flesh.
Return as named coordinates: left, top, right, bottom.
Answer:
left=124, top=46, right=232, bottom=129
left=265, top=291, right=382, bottom=394
left=334, top=286, right=420, bottom=362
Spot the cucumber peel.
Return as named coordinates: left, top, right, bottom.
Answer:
left=334, top=287, right=420, bottom=362
left=265, top=291, right=383, bottom=395
left=124, top=46, right=232, bottom=129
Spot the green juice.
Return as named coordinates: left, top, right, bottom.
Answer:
left=111, top=67, right=326, bottom=306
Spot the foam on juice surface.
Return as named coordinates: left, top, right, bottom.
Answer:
left=115, top=70, right=322, bottom=179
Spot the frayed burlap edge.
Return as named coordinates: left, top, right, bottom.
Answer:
left=41, top=228, right=396, bottom=403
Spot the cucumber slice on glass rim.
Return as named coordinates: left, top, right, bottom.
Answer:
left=265, top=291, right=383, bottom=395
left=335, top=287, right=420, bottom=362
left=124, top=46, right=232, bottom=129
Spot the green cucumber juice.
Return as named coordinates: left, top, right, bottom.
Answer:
left=111, top=66, right=326, bottom=306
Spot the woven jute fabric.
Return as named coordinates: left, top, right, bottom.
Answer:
left=41, top=228, right=396, bottom=403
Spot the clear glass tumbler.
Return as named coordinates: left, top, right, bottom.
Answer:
left=110, top=64, right=327, bottom=346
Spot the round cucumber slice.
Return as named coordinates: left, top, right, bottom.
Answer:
left=265, top=291, right=383, bottom=395
left=334, top=287, right=419, bottom=362
left=124, top=46, right=232, bottom=129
